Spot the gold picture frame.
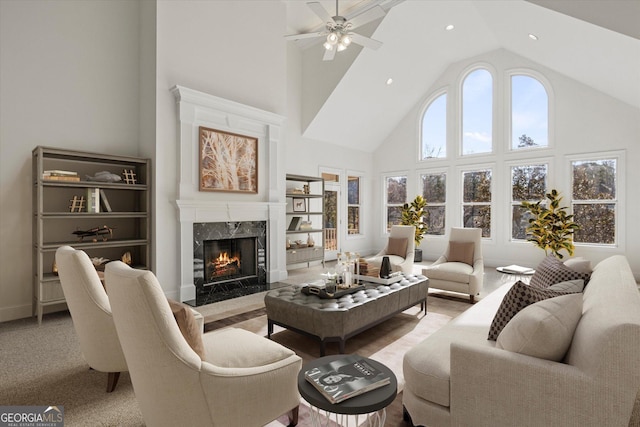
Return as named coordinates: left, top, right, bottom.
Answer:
left=199, top=126, right=258, bottom=193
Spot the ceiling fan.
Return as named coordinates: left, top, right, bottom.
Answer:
left=285, top=1, right=386, bottom=61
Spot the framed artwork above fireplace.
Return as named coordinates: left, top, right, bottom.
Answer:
left=198, top=126, right=258, bottom=193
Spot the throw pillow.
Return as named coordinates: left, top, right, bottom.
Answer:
left=548, top=279, right=585, bottom=293
left=387, top=237, right=408, bottom=258
left=496, top=293, right=583, bottom=361
left=168, top=299, right=206, bottom=359
left=448, top=241, right=474, bottom=266
left=563, top=257, right=593, bottom=273
left=488, top=281, right=573, bottom=340
left=529, top=255, right=591, bottom=289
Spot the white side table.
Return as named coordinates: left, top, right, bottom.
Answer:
left=496, top=266, right=535, bottom=283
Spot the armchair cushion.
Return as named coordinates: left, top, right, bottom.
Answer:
left=168, top=299, right=206, bottom=359
left=488, top=281, right=573, bottom=340
left=424, top=262, right=473, bottom=284
left=496, top=294, right=583, bottom=361
left=387, top=237, right=408, bottom=258
left=448, top=241, right=474, bottom=266
left=530, top=255, right=591, bottom=289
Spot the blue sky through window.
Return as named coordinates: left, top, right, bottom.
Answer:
left=462, top=69, right=492, bottom=155
left=512, top=75, right=548, bottom=148
left=421, top=93, right=447, bottom=159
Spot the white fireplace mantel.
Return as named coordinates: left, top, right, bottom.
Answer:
left=171, top=86, right=288, bottom=301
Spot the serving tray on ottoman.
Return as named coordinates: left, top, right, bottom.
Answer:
left=301, top=284, right=366, bottom=299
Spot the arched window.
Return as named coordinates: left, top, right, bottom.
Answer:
left=462, top=69, right=493, bottom=155
left=421, top=93, right=447, bottom=159
left=511, top=74, right=549, bottom=149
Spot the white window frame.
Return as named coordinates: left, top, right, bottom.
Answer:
left=382, top=171, right=408, bottom=235
left=418, top=168, right=448, bottom=237
left=346, top=171, right=365, bottom=239
left=459, top=164, right=494, bottom=240
left=567, top=150, right=625, bottom=249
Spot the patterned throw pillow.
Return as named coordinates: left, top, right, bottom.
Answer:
left=529, top=255, right=591, bottom=289
left=488, top=281, right=573, bottom=340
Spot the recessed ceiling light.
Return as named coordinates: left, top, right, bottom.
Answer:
left=528, top=33, right=538, bottom=41
left=386, top=78, right=393, bottom=85
left=445, top=24, right=454, bottom=31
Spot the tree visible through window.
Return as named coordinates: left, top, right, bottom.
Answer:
left=421, top=172, right=446, bottom=235
left=421, top=93, right=447, bottom=159
left=511, top=164, right=547, bottom=239
left=512, top=75, right=548, bottom=150
left=385, top=175, right=407, bottom=232
left=462, top=69, right=493, bottom=155
left=462, top=169, right=491, bottom=237
left=572, top=159, right=616, bottom=244
left=347, top=176, right=361, bottom=235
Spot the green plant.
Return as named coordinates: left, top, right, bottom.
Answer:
left=401, top=195, right=428, bottom=246
left=521, top=189, right=580, bottom=259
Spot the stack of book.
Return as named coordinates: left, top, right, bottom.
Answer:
left=304, top=355, right=390, bottom=404
left=43, top=170, right=79, bottom=181
left=500, top=264, right=535, bottom=274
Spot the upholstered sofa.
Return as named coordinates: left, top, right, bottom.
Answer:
left=403, top=255, right=640, bottom=427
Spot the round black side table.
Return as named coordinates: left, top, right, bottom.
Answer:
left=298, top=355, right=398, bottom=427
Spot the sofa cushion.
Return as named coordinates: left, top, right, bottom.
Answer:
left=496, top=293, right=583, bottom=361
left=448, top=241, right=474, bottom=266
left=168, top=299, right=206, bottom=359
left=488, top=281, right=573, bottom=340
left=548, top=279, right=585, bottom=293
left=529, top=255, right=591, bottom=289
left=563, top=256, right=592, bottom=273
left=423, top=262, right=473, bottom=284
left=387, top=237, right=408, bottom=257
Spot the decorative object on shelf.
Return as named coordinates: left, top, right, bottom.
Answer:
left=69, top=196, right=86, bottom=213
left=99, top=189, right=112, bottom=212
left=400, top=195, right=428, bottom=262
left=52, top=260, right=58, bottom=276
left=292, top=198, right=306, bottom=212
left=121, top=251, right=132, bottom=265
left=307, top=233, right=315, bottom=247
left=86, top=188, right=100, bottom=213
left=303, top=184, right=310, bottom=194
left=521, top=189, right=580, bottom=259
left=198, top=126, right=257, bottom=193
left=299, top=221, right=313, bottom=230
left=122, top=169, right=137, bottom=184
left=72, top=225, right=115, bottom=242
left=288, top=216, right=302, bottom=231
left=85, top=171, right=122, bottom=183
left=380, top=256, right=392, bottom=279
left=286, top=239, right=292, bottom=249
left=91, top=257, right=110, bottom=271
left=44, top=170, right=79, bottom=181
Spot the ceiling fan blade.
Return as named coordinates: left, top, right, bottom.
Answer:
left=323, top=47, right=336, bottom=61
left=349, top=33, right=383, bottom=50
left=348, top=5, right=385, bottom=29
left=284, top=31, right=324, bottom=41
left=307, top=1, right=334, bottom=25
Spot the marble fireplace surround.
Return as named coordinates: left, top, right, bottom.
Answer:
left=172, top=86, right=288, bottom=302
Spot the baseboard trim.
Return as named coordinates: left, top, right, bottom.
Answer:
left=0, top=303, right=35, bottom=323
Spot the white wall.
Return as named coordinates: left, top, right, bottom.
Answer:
left=0, top=0, right=142, bottom=321
left=373, top=49, right=640, bottom=276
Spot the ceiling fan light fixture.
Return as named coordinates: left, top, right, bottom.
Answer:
left=326, top=32, right=339, bottom=45
left=323, top=41, right=333, bottom=50
left=337, top=42, right=347, bottom=52
left=340, top=34, right=351, bottom=46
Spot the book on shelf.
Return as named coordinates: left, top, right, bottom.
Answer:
left=99, top=189, right=112, bottom=212
left=43, top=175, right=80, bottom=181
left=288, top=216, right=302, bottom=231
left=304, top=355, right=390, bottom=404
left=86, top=188, right=100, bottom=213
left=43, top=169, right=78, bottom=176
left=501, top=264, right=535, bottom=274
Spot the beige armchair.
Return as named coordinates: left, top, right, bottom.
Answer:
left=422, top=227, right=484, bottom=303
left=105, top=261, right=302, bottom=427
left=55, top=246, right=128, bottom=392
left=367, top=225, right=416, bottom=274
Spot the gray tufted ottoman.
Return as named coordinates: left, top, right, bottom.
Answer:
left=265, top=274, right=429, bottom=355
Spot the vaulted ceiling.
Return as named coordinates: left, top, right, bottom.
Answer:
left=284, top=0, right=640, bottom=152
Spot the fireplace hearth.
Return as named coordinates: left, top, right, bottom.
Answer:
left=191, top=221, right=266, bottom=306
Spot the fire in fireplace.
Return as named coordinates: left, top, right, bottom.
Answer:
left=203, top=237, right=257, bottom=284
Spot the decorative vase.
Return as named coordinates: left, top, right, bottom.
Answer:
left=414, top=248, right=423, bottom=263
left=307, top=233, right=314, bottom=247
left=380, top=256, right=392, bottom=279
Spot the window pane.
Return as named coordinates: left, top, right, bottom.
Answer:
left=512, top=205, right=534, bottom=240
left=573, top=204, right=615, bottom=244
left=572, top=160, right=616, bottom=200
left=463, top=170, right=491, bottom=203
left=386, top=176, right=407, bottom=204
left=347, top=206, right=360, bottom=235
left=421, top=173, right=446, bottom=203
left=387, top=206, right=402, bottom=230
left=463, top=206, right=491, bottom=237
left=421, top=94, right=447, bottom=159
left=324, top=190, right=337, bottom=229
left=512, top=165, right=547, bottom=201
left=511, top=75, right=548, bottom=149
left=425, top=206, right=445, bottom=235
left=462, top=69, right=493, bottom=155
left=347, top=176, right=360, bottom=204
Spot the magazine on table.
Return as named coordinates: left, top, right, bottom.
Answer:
left=304, top=355, right=390, bottom=404
left=500, top=264, right=535, bottom=274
